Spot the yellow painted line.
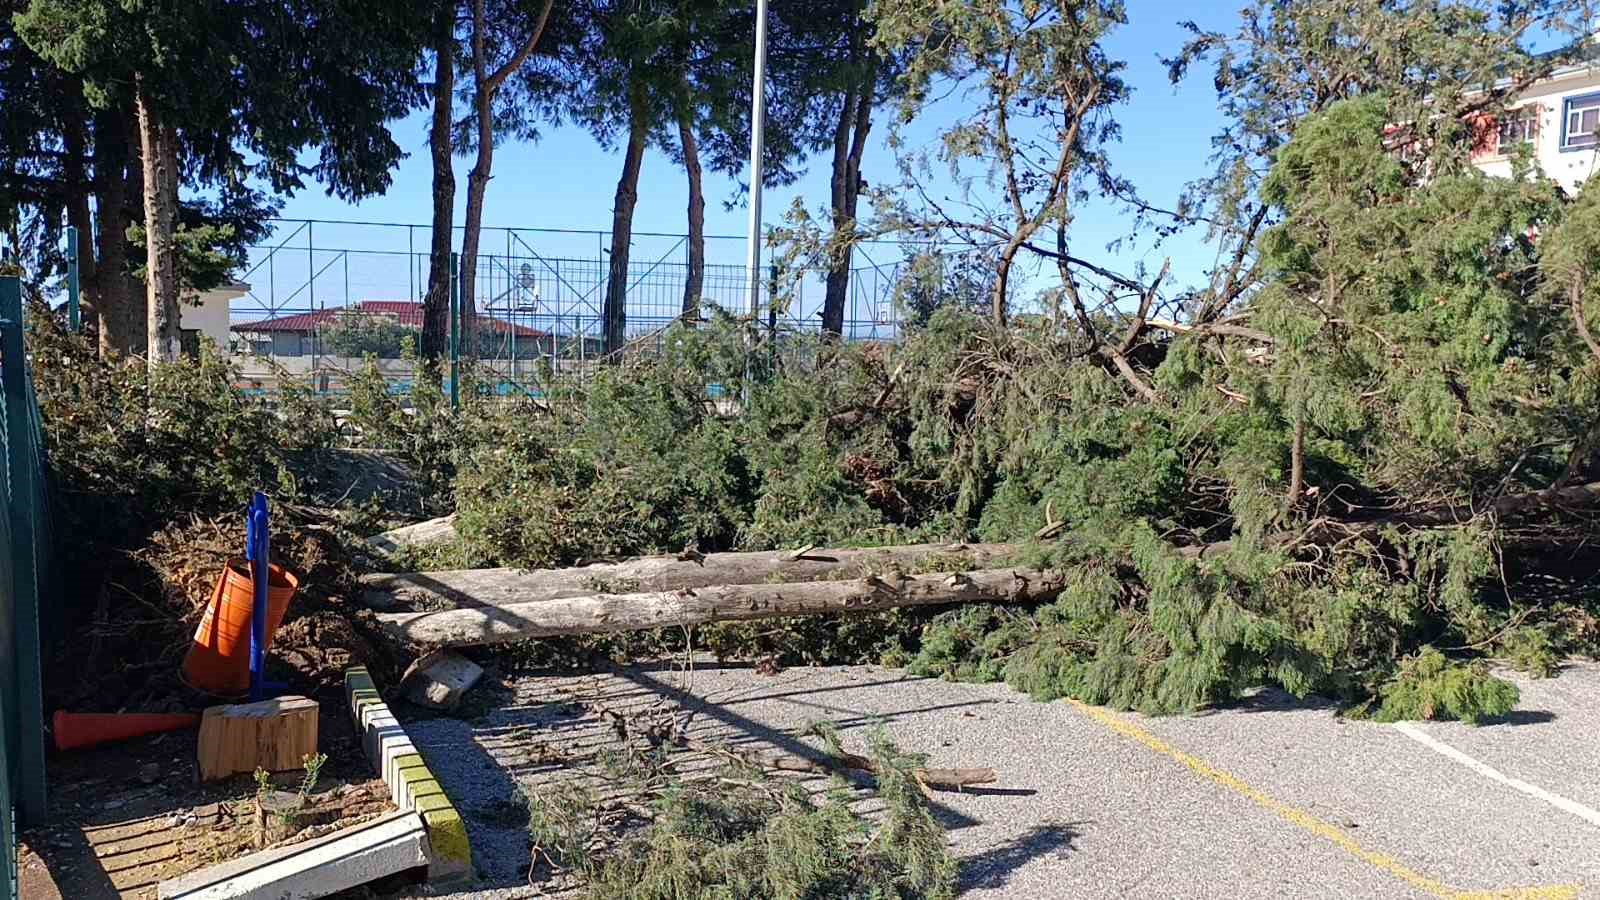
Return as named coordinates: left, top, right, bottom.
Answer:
left=1066, top=699, right=1580, bottom=900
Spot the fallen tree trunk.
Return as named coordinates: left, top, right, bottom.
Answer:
left=369, top=480, right=1600, bottom=647
left=362, top=542, right=1015, bottom=611
left=376, top=567, right=1068, bottom=647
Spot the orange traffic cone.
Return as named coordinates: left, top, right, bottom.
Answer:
left=53, top=710, right=200, bottom=751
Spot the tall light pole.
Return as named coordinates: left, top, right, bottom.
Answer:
left=744, top=0, right=769, bottom=322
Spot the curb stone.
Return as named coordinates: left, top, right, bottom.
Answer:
left=345, top=666, right=474, bottom=883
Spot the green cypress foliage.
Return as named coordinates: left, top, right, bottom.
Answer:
left=406, top=96, right=1600, bottom=725
left=526, top=732, right=957, bottom=899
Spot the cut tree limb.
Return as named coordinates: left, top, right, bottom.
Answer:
left=1371, top=479, right=1600, bottom=529
left=365, top=514, right=458, bottom=558
left=375, top=567, right=1069, bottom=647
left=197, top=696, right=319, bottom=782
left=362, top=542, right=1015, bottom=611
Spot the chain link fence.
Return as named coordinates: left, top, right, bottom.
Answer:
left=224, top=219, right=932, bottom=402
left=0, top=275, right=52, bottom=900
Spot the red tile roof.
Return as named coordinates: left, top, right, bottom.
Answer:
left=232, top=300, right=546, bottom=337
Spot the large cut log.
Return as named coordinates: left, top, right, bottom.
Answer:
left=376, top=567, right=1068, bottom=647
left=362, top=542, right=1016, bottom=611
left=363, top=481, right=1600, bottom=613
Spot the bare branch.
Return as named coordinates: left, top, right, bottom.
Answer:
left=485, top=0, right=555, bottom=93
left=1144, top=318, right=1277, bottom=343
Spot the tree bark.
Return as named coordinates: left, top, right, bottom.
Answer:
left=366, top=514, right=459, bottom=558
left=1386, top=479, right=1600, bottom=529
left=678, top=99, right=705, bottom=320
left=91, top=106, right=144, bottom=356
left=822, top=34, right=876, bottom=338
left=458, top=0, right=496, bottom=359
left=362, top=542, right=1016, bottom=610
left=134, top=76, right=181, bottom=367
left=603, top=88, right=649, bottom=357
left=422, top=1, right=457, bottom=371
left=376, top=566, right=1071, bottom=647
left=461, top=0, right=554, bottom=358
left=1285, top=412, right=1306, bottom=514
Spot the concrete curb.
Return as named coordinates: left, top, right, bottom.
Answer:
left=345, top=666, right=473, bottom=882
left=158, top=809, right=431, bottom=900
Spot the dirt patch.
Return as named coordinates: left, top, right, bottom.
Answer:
left=45, top=510, right=405, bottom=718
left=21, top=687, right=391, bottom=899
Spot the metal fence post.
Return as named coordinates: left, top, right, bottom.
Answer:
left=66, top=226, right=81, bottom=333
left=449, top=251, right=460, bottom=409
left=1, top=276, right=46, bottom=825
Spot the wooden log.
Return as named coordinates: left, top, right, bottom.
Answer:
left=376, top=567, right=1069, bottom=648
left=197, top=696, right=320, bottom=782
left=398, top=649, right=484, bottom=711
left=363, top=480, right=1600, bottom=612
left=362, top=542, right=1016, bottom=611
left=365, top=514, right=458, bottom=558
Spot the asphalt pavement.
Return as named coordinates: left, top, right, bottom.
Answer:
left=398, top=659, right=1600, bottom=899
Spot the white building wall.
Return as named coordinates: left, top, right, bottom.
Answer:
left=180, top=283, right=249, bottom=351
left=1473, top=68, right=1600, bottom=192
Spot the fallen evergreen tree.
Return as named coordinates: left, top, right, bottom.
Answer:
left=23, top=0, right=1596, bottom=728
left=423, top=88, right=1600, bottom=723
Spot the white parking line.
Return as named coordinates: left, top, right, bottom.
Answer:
left=1394, top=722, right=1600, bottom=829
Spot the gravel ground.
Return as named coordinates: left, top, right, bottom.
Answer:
left=394, top=660, right=1600, bottom=899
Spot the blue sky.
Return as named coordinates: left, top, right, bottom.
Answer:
left=244, top=2, right=1239, bottom=319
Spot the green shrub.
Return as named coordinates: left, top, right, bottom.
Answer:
left=343, top=351, right=462, bottom=511
left=30, top=316, right=339, bottom=546
left=1498, top=626, right=1559, bottom=679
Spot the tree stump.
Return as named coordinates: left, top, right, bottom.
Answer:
left=252, top=789, right=306, bottom=849
left=197, top=695, right=319, bottom=782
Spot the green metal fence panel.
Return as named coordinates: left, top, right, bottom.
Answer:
left=449, top=251, right=461, bottom=410
left=0, top=274, right=50, bottom=900
left=66, top=227, right=81, bottom=334
left=0, top=686, right=11, bottom=900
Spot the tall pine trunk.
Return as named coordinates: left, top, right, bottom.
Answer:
left=678, top=100, right=704, bottom=320
left=820, top=38, right=876, bottom=338
left=457, top=118, right=486, bottom=360
left=459, top=73, right=491, bottom=359
left=604, top=90, right=648, bottom=357
left=460, top=0, right=553, bottom=360
left=422, top=1, right=456, bottom=372
left=134, top=76, right=180, bottom=367
left=92, top=106, right=144, bottom=357
left=459, top=0, right=492, bottom=358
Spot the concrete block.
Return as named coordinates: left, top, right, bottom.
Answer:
left=399, top=650, right=484, bottom=711
left=158, top=810, right=430, bottom=900
left=345, top=666, right=474, bottom=882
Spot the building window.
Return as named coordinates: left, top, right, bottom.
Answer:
left=1497, top=108, right=1538, bottom=149
left=1562, top=93, right=1600, bottom=151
